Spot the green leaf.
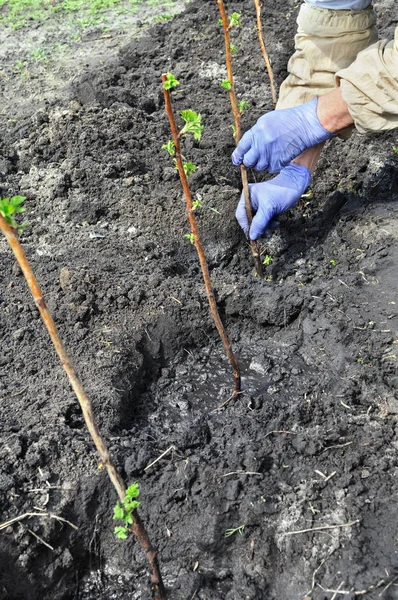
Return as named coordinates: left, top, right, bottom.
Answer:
left=180, top=110, right=203, bottom=141
left=183, top=162, right=197, bottom=177
left=262, top=255, right=273, bottom=265
left=125, top=483, right=140, bottom=500
left=221, top=80, right=232, bottom=91
left=192, top=199, right=202, bottom=211
left=114, top=526, right=128, bottom=540
left=161, top=140, right=175, bottom=156
left=184, top=233, right=195, bottom=244
left=238, top=99, right=249, bottom=114
left=163, top=72, right=180, bottom=90
left=113, top=504, right=125, bottom=520
left=229, top=12, right=241, bottom=27
left=0, top=196, right=27, bottom=230
left=124, top=500, right=140, bottom=513
left=229, top=43, right=238, bottom=54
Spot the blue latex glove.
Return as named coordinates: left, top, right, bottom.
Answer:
left=236, top=163, right=311, bottom=240
left=232, top=98, right=334, bottom=173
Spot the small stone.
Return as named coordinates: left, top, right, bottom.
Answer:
left=361, top=469, right=371, bottom=479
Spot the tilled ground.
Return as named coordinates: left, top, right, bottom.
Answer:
left=0, top=1, right=398, bottom=599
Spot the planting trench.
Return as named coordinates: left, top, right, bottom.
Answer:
left=0, top=0, right=398, bottom=598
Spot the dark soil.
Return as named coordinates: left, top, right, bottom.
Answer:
left=1, top=1, right=398, bottom=599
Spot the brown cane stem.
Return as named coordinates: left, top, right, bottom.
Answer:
left=253, top=0, right=277, bottom=106
left=0, top=213, right=166, bottom=600
left=161, top=74, right=241, bottom=395
left=216, top=0, right=263, bottom=278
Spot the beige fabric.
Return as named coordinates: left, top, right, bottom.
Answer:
left=277, top=4, right=378, bottom=110
left=337, top=27, right=398, bottom=133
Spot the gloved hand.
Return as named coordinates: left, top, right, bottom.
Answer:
left=232, top=98, right=334, bottom=173
left=236, top=163, right=311, bottom=240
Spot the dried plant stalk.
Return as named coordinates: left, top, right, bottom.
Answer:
left=162, top=73, right=241, bottom=395
left=0, top=213, right=166, bottom=600
left=216, top=0, right=263, bottom=278
left=253, top=0, right=277, bottom=106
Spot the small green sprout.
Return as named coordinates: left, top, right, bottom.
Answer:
left=113, top=483, right=141, bottom=540
left=221, top=79, right=232, bottom=91
left=330, top=259, right=337, bottom=267
left=184, top=233, right=195, bottom=244
left=180, top=110, right=203, bottom=141
left=263, top=254, right=273, bottom=265
left=192, top=199, right=202, bottom=211
left=209, top=207, right=221, bottom=215
left=229, top=12, right=241, bottom=27
left=229, top=43, right=238, bottom=53
left=238, top=99, right=249, bottom=114
left=225, top=524, right=245, bottom=537
left=183, top=161, right=197, bottom=176
left=392, top=145, right=398, bottom=154
left=230, top=124, right=237, bottom=137
left=217, top=18, right=223, bottom=26
left=0, top=196, right=26, bottom=230
left=161, top=140, right=175, bottom=156
left=163, top=72, right=180, bottom=90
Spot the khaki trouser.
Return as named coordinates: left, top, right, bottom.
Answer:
left=277, top=4, right=398, bottom=134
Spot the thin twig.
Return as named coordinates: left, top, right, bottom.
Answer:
left=26, top=528, right=55, bottom=551
left=162, top=74, right=241, bottom=396
left=331, top=581, right=346, bottom=600
left=318, top=583, right=351, bottom=595
left=379, top=576, right=398, bottom=597
left=284, top=519, right=360, bottom=536
left=253, top=0, right=277, bottom=106
left=211, top=390, right=243, bottom=412
left=306, top=548, right=335, bottom=596
left=216, top=0, right=263, bottom=278
left=144, top=446, right=175, bottom=471
left=323, top=441, right=353, bottom=452
left=0, top=213, right=166, bottom=600
left=221, top=471, right=262, bottom=477
left=264, top=429, right=295, bottom=438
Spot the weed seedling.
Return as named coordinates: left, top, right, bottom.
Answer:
left=392, top=145, right=398, bottom=155
left=330, top=259, right=337, bottom=267
left=262, top=254, right=273, bottom=265
left=113, top=483, right=141, bottom=539
left=225, top=524, right=245, bottom=537
left=162, top=72, right=241, bottom=395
